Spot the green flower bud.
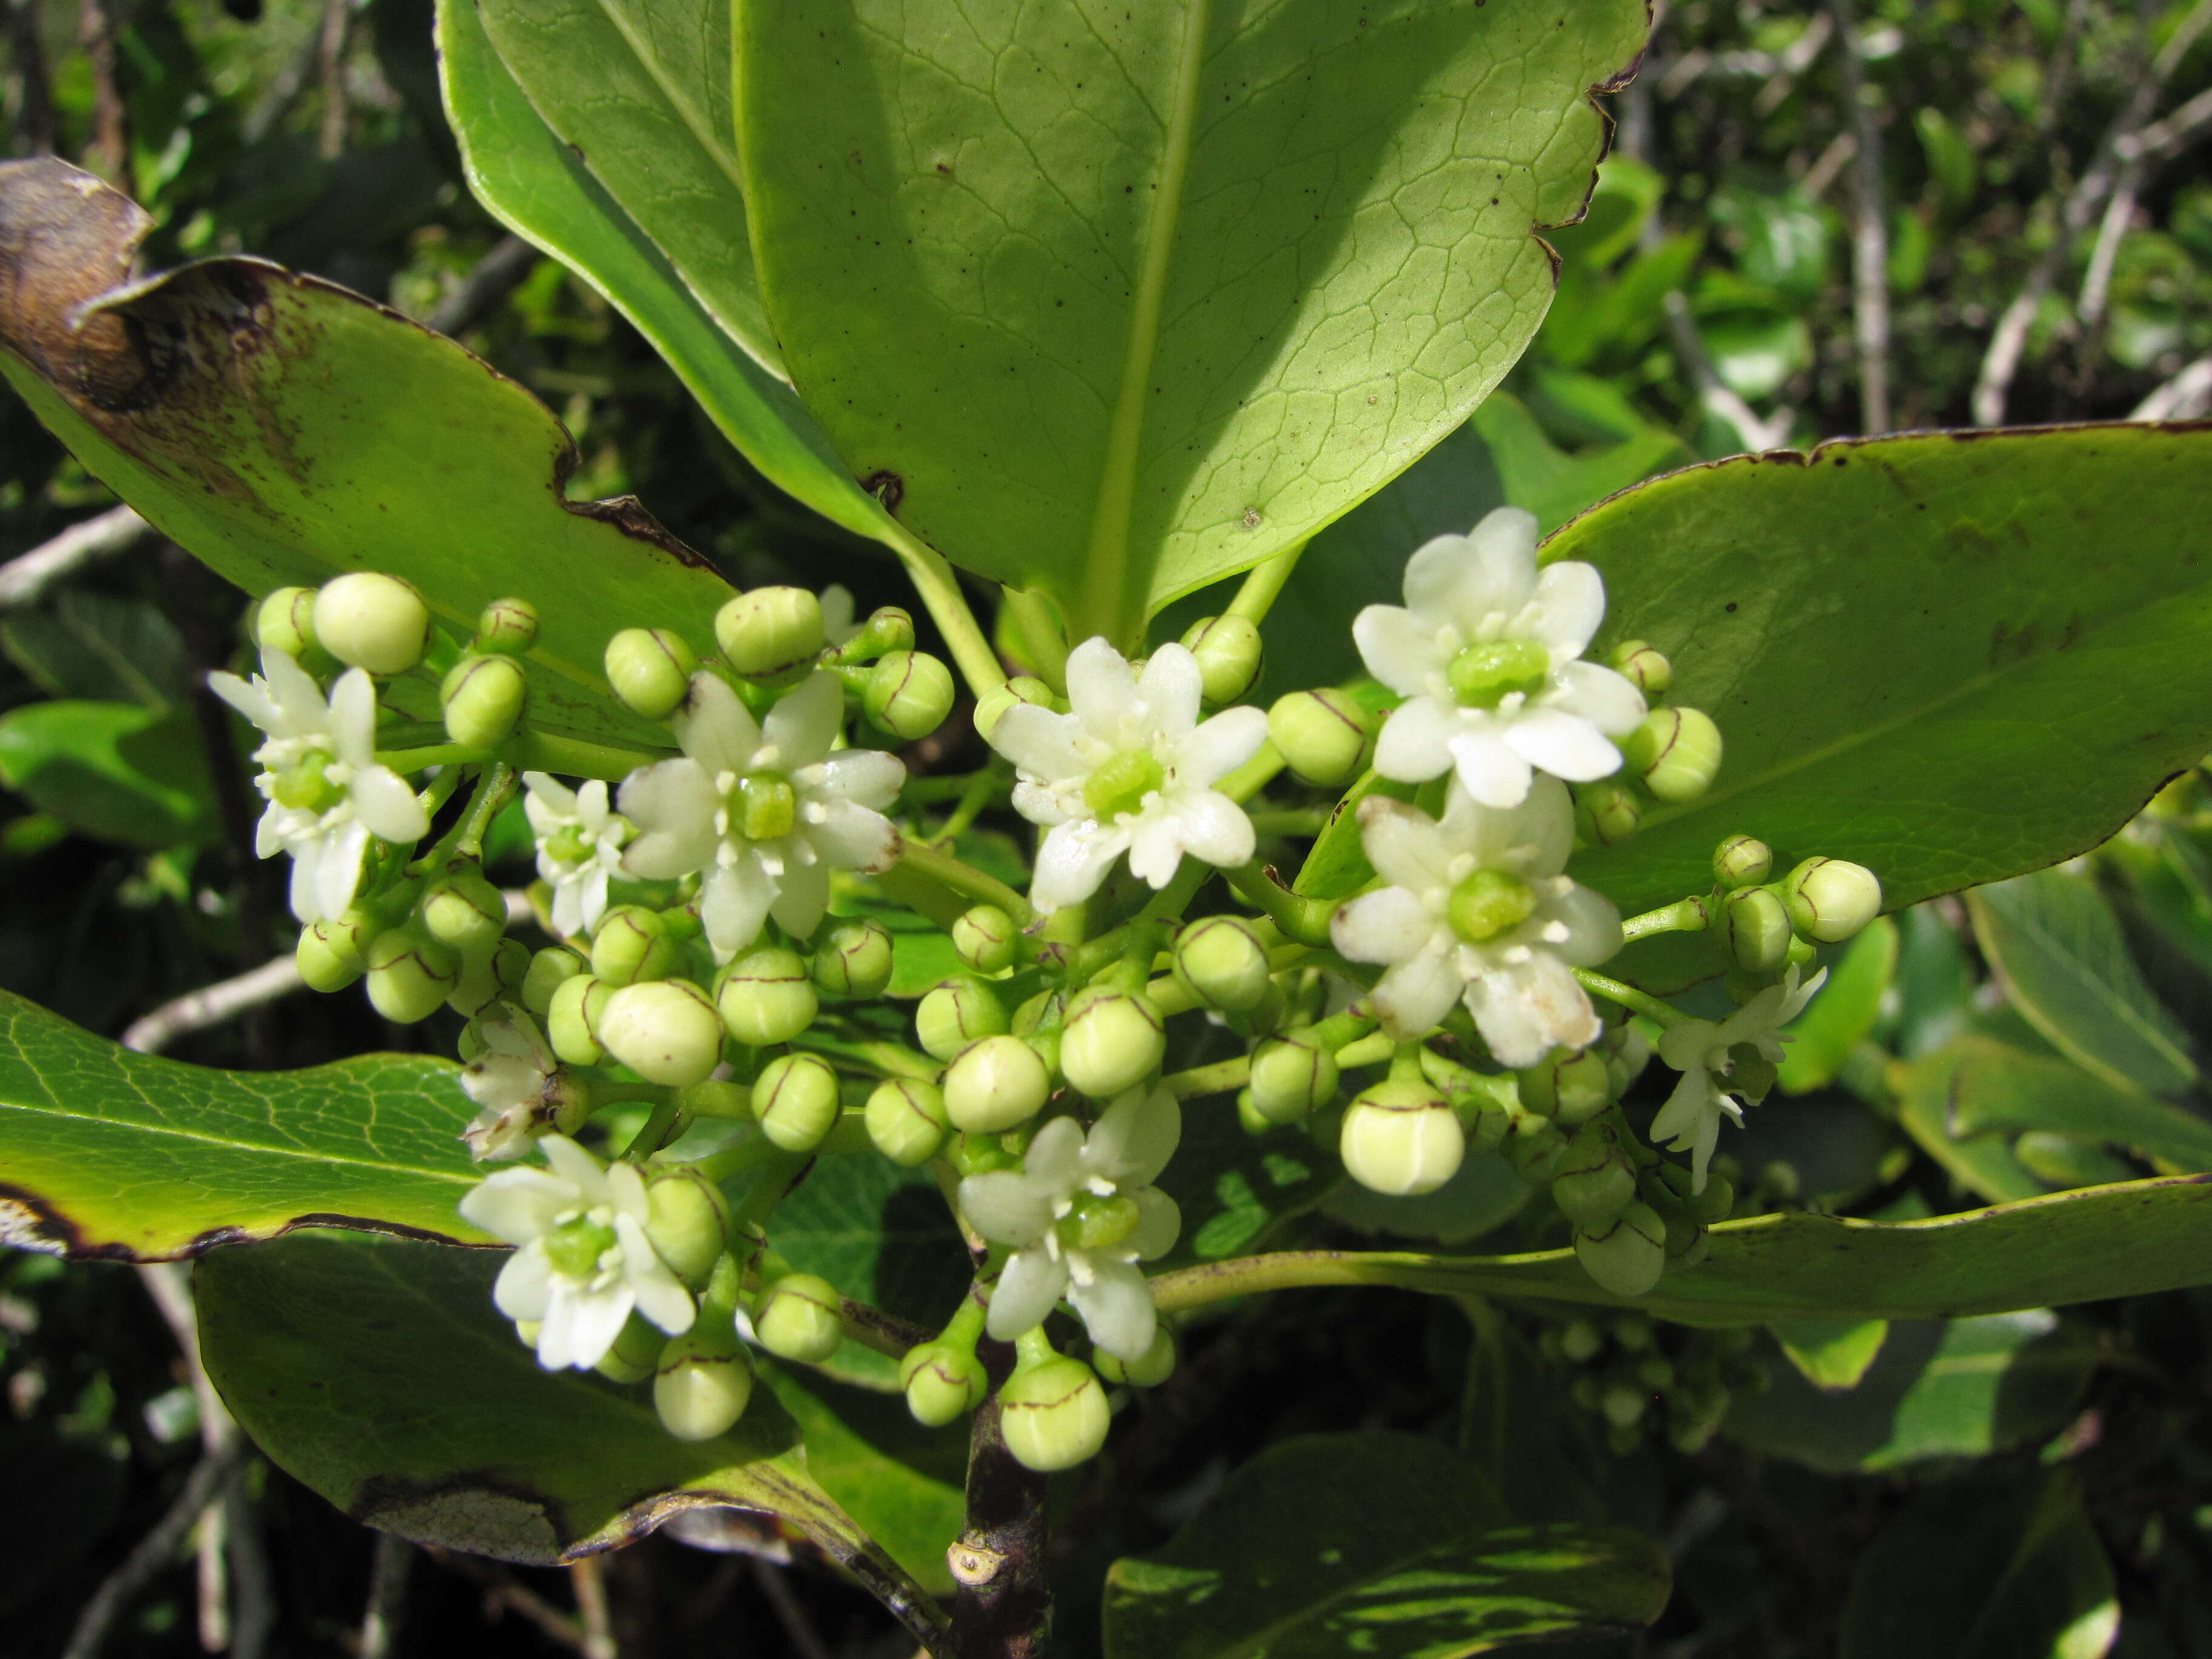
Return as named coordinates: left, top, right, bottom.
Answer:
left=716, top=946, right=819, bottom=1047
left=1609, top=638, right=1672, bottom=697
left=863, top=649, right=956, bottom=740
left=1339, top=1078, right=1466, bottom=1196
left=1720, top=886, right=1792, bottom=974
left=297, top=919, right=366, bottom=993
left=1552, top=1122, right=1638, bottom=1227
left=1236, top=1088, right=1272, bottom=1136
left=1712, top=834, right=1772, bottom=889
left=1172, top=915, right=1272, bottom=1013
left=752, top=1272, right=844, bottom=1362
left=1572, top=1201, right=1667, bottom=1298
left=1623, top=706, right=1723, bottom=803
left=1575, top=781, right=1640, bottom=846
left=1642, top=1164, right=1710, bottom=1259
left=1247, top=1030, right=1339, bottom=1125
left=521, top=945, right=586, bottom=1017
left=313, top=572, right=430, bottom=675
left=591, top=904, right=676, bottom=988
left=1558, top=1318, right=1603, bottom=1364
left=753, top=1052, right=842, bottom=1151
left=1179, top=614, right=1264, bottom=705
left=364, top=927, right=459, bottom=1024
left=448, top=936, right=529, bottom=1017
left=599, top=979, right=723, bottom=1086
left=998, top=1356, right=1111, bottom=1472
left=1266, top=688, right=1372, bottom=787
left=1507, top=1116, right=1567, bottom=1185
left=951, top=905, right=1019, bottom=974
left=1692, top=1170, right=1735, bottom=1225
left=900, top=1339, right=988, bottom=1426
left=1059, top=986, right=1165, bottom=1098
left=916, top=977, right=1008, bottom=1062
left=866, top=1077, right=950, bottom=1167
left=1782, top=857, right=1883, bottom=942
left=655, top=1327, right=754, bottom=1441
left=595, top=1310, right=666, bottom=1384
left=1093, top=1327, right=1176, bottom=1389
left=644, top=1169, right=729, bottom=1286
left=811, top=918, right=894, bottom=999
left=256, top=586, right=320, bottom=659
left=973, top=675, right=1053, bottom=740
left=440, top=653, right=528, bottom=750
left=475, top=597, right=539, bottom=656
left=421, top=867, right=508, bottom=956
left=547, top=973, right=611, bottom=1066
left=603, top=628, right=697, bottom=722
left=942, top=1034, right=1050, bottom=1133
left=1516, top=1048, right=1614, bottom=1126
left=716, top=587, right=823, bottom=682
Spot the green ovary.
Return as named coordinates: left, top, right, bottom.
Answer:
left=1449, top=868, right=1537, bottom=943
left=1084, top=751, right=1164, bottom=820
left=1447, top=639, right=1551, bottom=708
left=543, top=1213, right=619, bottom=1278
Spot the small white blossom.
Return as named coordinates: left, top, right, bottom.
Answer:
left=207, top=649, right=429, bottom=923
left=1650, top=966, right=1826, bottom=1191
left=1331, top=777, right=1622, bottom=1067
left=460, top=1002, right=574, bottom=1161
left=820, top=584, right=863, bottom=648
left=960, top=1088, right=1183, bottom=1360
left=522, top=773, right=629, bottom=938
left=617, top=671, right=903, bottom=959
left=989, top=637, right=1267, bottom=914
left=458, top=1135, right=694, bottom=1370
left=1354, top=507, right=1646, bottom=809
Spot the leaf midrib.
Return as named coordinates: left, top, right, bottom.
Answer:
left=1976, top=890, right=2196, bottom=1089
left=585, top=0, right=745, bottom=201
left=0, top=1098, right=477, bottom=1185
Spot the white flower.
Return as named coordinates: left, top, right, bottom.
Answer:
left=960, top=1088, right=1183, bottom=1360
left=1650, top=965, right=1828, bottom=1190
left=820, top=584, right=863, bottom=648
left=1354, top=507, right=1646, bottom=809
left=460, top=1002, right=575, bottom=1161
left=458, top=1135, right=694, bottom=1370
left=989, top=638, right=1267, bottom=914
left=1330, top=776, right=1622, bottom=1067
left=522, top=772, right=629, bottom=938
left=617, top=671, right=903, bottom=959
left=207, top=649, right=430, bottom=923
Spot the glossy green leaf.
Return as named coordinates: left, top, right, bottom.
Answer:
left=1778, top=918, right=1899, bottom=1094
left=1895, top=1044, right=2051, bottom=1206
left=0, top=988, right=488, bottom=1260
left=1967, top=870, right=2197, bottom=1094
left=736, top=0, right=1648, bottom=646
left=0, top=700, right=214, bottom=850
left=0, top=155, right=729, bottom=751
left=2, top=590, right=189, bottom=709
left=1730, top=1312, right=2096, bottom=1473
left=1938, top=1039, right=2212, bottom=1170
left=1560, top=426, right=2212, bottom=987
left=1469, top=392, right=1684, bottom=537
left=1101, top=1432, right=1669, bottom=1659
left=1768, top=1317, right=1889, bottom=1390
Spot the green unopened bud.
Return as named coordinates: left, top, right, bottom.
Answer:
left=998, top=1356, right=1110, bottom=1472
left=973, top=675, right=1053, bottom=740
left=863, top=650, right=956, bottom=740
left=942, top=1034, right=1050, bottom=1132
left=600, top=979, right=723, bottom=1086
left=1093, top=1326, right=1176, bottom=1388
left=521, top=945, right=585, bottom=1016
left=313, top=572, right=430, bottom=675
left=900, top=1339, right=987, bottom=1426
left=1179, top=614, right=1264, bottom=704
left=1173, top=915, right=1272, bottom=1013
left=753, top=1273, right=843, bottom=1362
left=1339, top=1078, right=1466, bottom=1196
left=866, top=1078, right=950, bottom=1166
left=475, top=597, right=539, bottom=655
left=297, top=918, right=367, bottom=992
left=1573, top=1201, right=1667, bottom=1297
left=547, top=973, right=611, bottom=1066
left=591, top=904, right=675, bottom=987
left=1517, top=1048, right=1614, bottom=1126
left=1643, top=1164, right=1710, bottom=1259
left=1507, top=1116, right=1567, bottom=1185
left=811, top=918, right=894, bottom=999
left=594, top=1310, right=665, bottom=1384
left=716, top=947, right=818, bottom=1046
left=753, top=1052, right=842, bottom=1151
left=1552, top=1123, right=1638, bottom=1227
left=1692, top=1170, right=1735, bottom=1224
left=1557, top=1318, right=1604, bottom=1363
left=1575, top=781, right=1640, bottom=846
left=655, top=1327, right=753, bottom=1441
left=716, top=587, right=823, bottom=682
left=951, top=905, right=1019, bottom=974
left=1782, top=857, right=1883, bottom=942
left=1609, top=638, right=1672, bottom=697
left=421, top=868, right=508, bottom=956
left=1267, top=688, right=1372, bottom=786
left=603, top=628, right=696, bottom=721
left=448, top=936, right=528, bottom=1017
left=256, top=586, right=320, bottom=659
left=1720, top=886, right=1792, bottom=974
left=440, top=654, right=528, bottom=749
left=1623, top=706, right=1722, bottom=803
left=916, top=977, right=1008, bottom=1062
left=364, top=928, right=458, bottom=1024
left=644, top=1170, right=729, bottom=1286
left=1712, top=834, right=1772, bottom=889
left=1248, top=1030, right=1339, bottom=1124
left=1060, top=987, right=1165, bottom=1098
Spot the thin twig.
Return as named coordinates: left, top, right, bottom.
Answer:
left=571, top=1555, right=618, bottom=1659
left=137, top=1262, right=244, bottom=1652
left=1797, top=131, right=1855, bottom=203
left=122, top=956, right=306, bottom=1055
left=425, top=1548, right=592, bottom=1652
left=315, top=0, right=351, bottom=160
left=2076, top=157, right=2143, bottom=327
left=223, top=1476, right=274, bottom=1659
left=424, top=235, right=540, bottom=340
left=358, top=1533, right=414, bottom=1659
left=62, top=1445, right=246, bottom=1659
left=749, top=1558, right=834, bottom=1659
left=8, top=0, right=54, bottom=154
left=1832, top=0, right=1890, bottom=432
left=2132, top=353, right=2212, bottom=420
left=0, top=503, right=151, bottom=608
left=76, top=0, right=126, bottom=179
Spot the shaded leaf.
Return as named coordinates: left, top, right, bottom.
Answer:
left=1778, top=917, right=1897, bottom=1094
left=0, top=700, right=214, bottom=850
left=1937, top=1039, right=2212, bottom=1171
left=1153, top=1102, right=1332, bottom=1268
left=2, top=591, right=187, bottom=709
left=1320, top=1151, right=1531, bottom=1247
left=1469, top=392, right=1684, bottom=537
left=1768, top=1317, right=1889, bottom=1391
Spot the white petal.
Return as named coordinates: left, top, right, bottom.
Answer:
left=461, top=1167, right=576, bottom=1244
left=1332, top=886, right=1432, bottom=967
left=813, top=748, right=906, bottom=812
left=619, top=760, right=720, bottom=878
left=1025, top=1116, right=1088, bottom=1195
left=550, top=876, right=586, bottom=939
left=1065, top=637, right=1141, bottom=742
left=327, top=669, right=381, bottom=769
left=492, top=1242, right=555, bottom=1321
left=767, top=857, right=830, bottom=940
left=820, top=584, right=858, bottom=644
left=700, top=861, right=775, bottom=958
left=1542, top=883, right=1624, bottom=968
left=1135, top=642, right=1202, bottom=738
left=547, top=1282, right=634, bottom=1372
left=1503, top=708, right=1622, bottom=785
left=1447, top=727, right=1534, bottom=808
left=1466, top=950, right=1598, bottom=1068
left=1067, top=1255, right=1157, bottom=1361
left=207, top=669, right=283, bottom=735
left=351, top=766, right=429, bottom=843
left=262, top=649, right=332, bottom=734
left=805, top=799, right=901, bottom=873
left=1467, top=774, right=1575, bottom=877
left=675, top=672, right=763, bottom=775
left=963, top=1171, right=1055, bottom=1246
left=523, top=772, right=578, bottom=825
left=1356, top=796, right=1458, bottom=896
left=762, top=671, right=843, bottom=768
left=985, top=1248, right=1068, bottom=1341
left=1030, top=820, right=1130, bottom=914
left=1529, top=560, right=1606, bottom=659
left=615, top=1213, right=696, bottom=1334
left=1162, top=789, right=1254, bottom=871
left=1084, top=1088, right=1181, bottom=1187
left=313, top=820, right=371, bottom=922
left=1548, top=660, right=1647, bottom=737
left=1373, top=697, right=1459, bottom=784
left=1659, top=1019, right=1721, bottom=1074
left=1127, top=1186, right=1181, bottom=1260
left=990, top=705, right=1091, bottom=782
left=1371, top=945, right=1464, bottom=1039
left=540, top=1135, right=609, bottom=1201
left=1353, top=604, right=1448, bottom=698
left=1171, top=706, right=1269, bottom=789
left=286, top=838, right=323, bottom=922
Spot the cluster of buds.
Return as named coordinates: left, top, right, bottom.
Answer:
left=1537, top=1312, right=1769, bottom=1456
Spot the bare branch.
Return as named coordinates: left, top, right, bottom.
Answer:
left=122, top=956, right=306, bottom=1056
left=2077, top=157, right=2144, bottom=327
left=358, top=1533, right=414, bottom=1659
left=425, top=235, right=540, bottom=340
left=0, top=503, right=152, bottom=609
left=1797, top=131, right=1856, bottom=203
left=2132, top=353, right=2212, bottom=421
left=749, top=1558, right=834, bottom=1659
left=1832, top=0, right=1891, bottom=432
left=424, top=1547, right=592, bottom=1653
left=315, top=0, right=350, bottom=161
left=76, top=0, right=127, bottom=179
left=62, top=1444, right=246, bottom=1659
left=569, top=1555, right=618, bottom=1659
left=8, top=0, right=54, bottom=154
left=2119, top=82, right=2212, bottom=163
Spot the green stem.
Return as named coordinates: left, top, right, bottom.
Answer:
left=1621, top=895, right=1713, bottom=943
left=1000, top=588, right=1069, bottom=692
left=879, top=521, right=1007, bottom=700
left=1216, top=740, right=1286, bottom=805
left=685, top=1133, right=786, bottom=1185
left=1335, top=1031, right=1395, bottom=1070
left=1248, top=808, right=1329, bottom=837
left=1574, top=968, right=1686, bottom=1028
left=799, top=1032, right=940, bottom=1081
left=509, top=729, right=671, bottom=783
left=1162, top=1054, right=1250, bottom=1099
left=930, top=766, right=1005, bottom=847
left=1224, top=541, right=1308, bottom=625
left=1147, top=1250, right=1619, bottom=1317
left=1224, top=860, right=1336, bottom=947
left=377, top=742, right=484, bottom=774
left=896, top=840, right=1034, bottom=925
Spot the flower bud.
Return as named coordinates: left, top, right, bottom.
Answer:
left=1693, top=1170, right=1735, bottom=1224
left=1551, top=1122, right=1638, bottom=1227
left=475, top=597, right=539, bottom=656
left=1179, top=614, right=1264, bottom=704
left=1507, top=1115, right=1567, bottom=1185
left=1712, top=834, right=1772, bottom=890
left=297, top=919, right=366, bottom=992
left=521, top=945, right=585, bottom=1016
left=1093, top=1326, right=1176, bottom=1389
left=599, top=979, right=723, bottom=1086
left=811, top=919, right=894, bottom=999
left=753, top=1272, right=844, bottom=1362
left=863, top=650, right=956, bottom=740
left=712, top=946, right=818, bottom=1047
left=440, top=653, right=528, bottom=749
left=1267, top=689, right=1372, bottom=786
left=1782, top=857, right=1883, bottom=942
left=595, top=1311, right=666, bottom=1384
left=1172, top=915, right=1272, bottom=1013
left=421, top=868, right=508, bottom=956
left=997, top=1356, right=1110, bottom=1472
left=604, top=627, right=697, bottom=721
left=866, top=1077, right=950, bottom=1166
left=1720, top=886, right=1792, bottom=974
left=1059, top=987, right=1165, bottom=1098
left=313, top=572, right=431, bottom=675
left=448, top=936, right=529, bottom=1017
left=951, top=905, right=1019, bottom=974
left=655, top=1327, right=754, bottom=1441
left=256, top=586, right=320, bottom=659
left=716, top=587, right=823, bottom=682
left=1609, top=638, right=1671, bottom=697
left=645, top=1169, right=729, bottom=1286
left=1247, top=1030, right=1338, bottom=1124
left=591, top=904, right=675, bottom=987
left=753, top=1052, right=842, bottom=1151
left=1572, top=1201, right=1667, bottom=1298
left=1623, top=706, right=1722, bottom=803
left=1575, top=781, right=1640, bottom=846
left=942, top=1034, right=1050, bottom=1132
left=916, top=977, right=1008, bottom=1061
left=1339, top=1078, right=1466, bottom=1196
left=1642, top=1164, right=1711, bottom=1259
left=365, top=927, right=458, bottom=1024
left=900, top=1340, right=987, bottom=1426
left=1516, top=1048, right=1614, bottom=1127
left=547, top=973, right=611, bottom=1066
left=973, top=675, right=1053, bottom=740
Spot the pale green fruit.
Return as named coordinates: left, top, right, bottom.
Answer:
left=865, top=1078, right=950, bottom=1167
left=1783, top=856, right=1883, bottom=942
left=1059, top=987, right=1165, bottom=1098
left=1573, top=1201, right=1667, bottom=1298
left=654, top=1329, right=754, bottom=1441
left=603, top=627, right=695, bottom=721
left=716, top=946, right=818, bottom=1045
